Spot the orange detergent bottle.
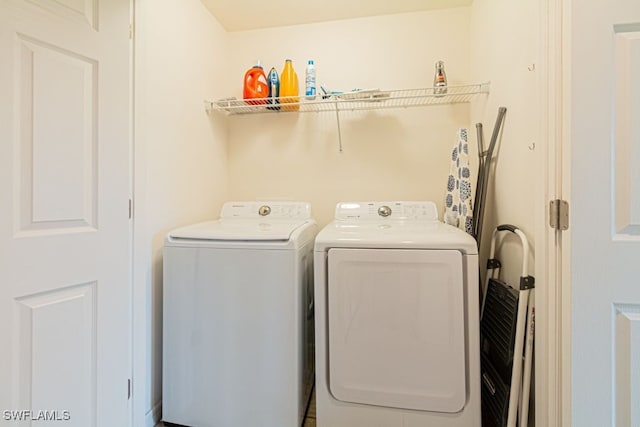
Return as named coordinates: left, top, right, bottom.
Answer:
left=279, top=59, right=299, bottom=111
left=243, top=61, right=268, bottom=105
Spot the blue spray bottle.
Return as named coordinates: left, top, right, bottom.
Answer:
left=267, top=67, right=280, bottom=110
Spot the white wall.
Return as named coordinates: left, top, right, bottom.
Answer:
left=133, top=1, right=228, bottom=425
left=469, top=0, right=538, bottom=286
left=226, top=8, right=472, bottom=227
left=469, top=0, right=538, bottom=423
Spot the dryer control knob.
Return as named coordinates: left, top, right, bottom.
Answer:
left=258, top=205, right=271, bottom=216
left=378, top=205, right=392, bottom=217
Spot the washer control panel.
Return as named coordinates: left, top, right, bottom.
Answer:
left=335, top=201, right=438, bottom=221
left=221, top=201, right=312, bottom=219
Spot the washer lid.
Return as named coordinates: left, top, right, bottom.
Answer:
left=168, top=218, right=312, bottom=241
left=168, top=201, right=314, bottom=242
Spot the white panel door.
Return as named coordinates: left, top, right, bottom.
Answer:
left=327, top=248, right=466, bottom=413
left=570, top=0, right=640, bottom=425
left=0, top=1, right=131, bottom=426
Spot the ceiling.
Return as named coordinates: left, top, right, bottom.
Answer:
left=201, top=0, right=474, bottom=32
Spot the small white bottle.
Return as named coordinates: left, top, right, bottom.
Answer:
left=305, top=60, right=316, bottom=100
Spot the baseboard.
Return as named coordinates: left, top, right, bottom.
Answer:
left=145, top=402, right=162, bottom=427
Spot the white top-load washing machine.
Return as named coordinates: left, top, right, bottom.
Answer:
left=314, top=201, right=480, bottom=427
left=162, top=201, right=317, bottom=427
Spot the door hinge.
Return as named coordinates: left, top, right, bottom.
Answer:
left=549, top=199, right=569, bottom=231
left=127, top=379, right=131, bottom=400
left=129, top=24, right=134, bottom=40
left=129, top=199, right=133, bottom=219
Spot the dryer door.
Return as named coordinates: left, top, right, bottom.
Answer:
left=327, top=248, right=467, bottom=413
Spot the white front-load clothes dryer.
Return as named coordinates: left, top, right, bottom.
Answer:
left=162, top=201, right=317, bottom=427
left=314, top=201, right=480, bottom=427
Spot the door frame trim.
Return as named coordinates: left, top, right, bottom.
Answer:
left=559, top=1, right=572, bottom=425
left=537, top=0, right=571, bottom=425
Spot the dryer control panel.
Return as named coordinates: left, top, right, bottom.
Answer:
left=334, top=201, right=438, bottom=221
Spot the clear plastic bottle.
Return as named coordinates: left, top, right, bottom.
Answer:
left=433, top=60, right=448, bottom=97
left=305, top=60, right=316, bottom=100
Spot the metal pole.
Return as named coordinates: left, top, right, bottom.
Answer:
left=335, top=106, right=343, bottom=153
left=475, top=107, right=507, bottom=247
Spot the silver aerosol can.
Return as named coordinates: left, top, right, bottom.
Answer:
left=434, top=60, right=448, bottom=96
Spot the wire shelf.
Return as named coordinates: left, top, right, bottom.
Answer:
left=205, top=82, right=490, bottom=115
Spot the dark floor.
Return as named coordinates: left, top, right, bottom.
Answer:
left=156, top=388, right=316, bottom=427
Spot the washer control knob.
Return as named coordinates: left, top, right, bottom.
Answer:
left=258, top=205, right=271, bottom=216
left=378, top=205, right=392, bottom=217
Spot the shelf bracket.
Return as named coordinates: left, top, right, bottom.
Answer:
left=335, top=105, right=343, bottom=152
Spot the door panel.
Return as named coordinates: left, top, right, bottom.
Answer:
left=614, top=305, right=640, bottom=427
left=16, top=283, right=97, bottom=425
left=17, top=34, right=98, bottom=233
left=613, top=28, right=640, bottom=236
left=25, top=0, right=98, bottom=29
left=570, top=0, right=640, bottom=426
left=0, top=1, right=131, bottom=425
